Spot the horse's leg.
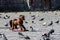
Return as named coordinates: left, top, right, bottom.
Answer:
left=21, top=25, right=27, bottom=30
left=9, top=20, right=12, bottom=28
left=21, top=25, right=29, bottom=31
left=9, top=20, right=14, bottom=30
left=14, top=25, right=18, bottom=29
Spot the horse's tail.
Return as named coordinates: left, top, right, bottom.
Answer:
left=9, top=20, right=12, bottom=27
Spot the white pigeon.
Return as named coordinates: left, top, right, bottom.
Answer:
left=43, top=22, right=47, bottom=26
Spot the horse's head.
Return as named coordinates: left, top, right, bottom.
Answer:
left=19, top=15, right=25, bottom=20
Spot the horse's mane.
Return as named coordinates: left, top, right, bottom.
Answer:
left=14, top=19, right=17, bottom=21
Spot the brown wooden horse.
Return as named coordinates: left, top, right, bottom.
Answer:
left=9, top=15, right=28, bottom=31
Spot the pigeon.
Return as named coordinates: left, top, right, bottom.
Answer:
left=32, top=17, right=35, bottom=20
left=42, top=33, right=47, bottom=37
left=30, top=26, right=33, bottom=31
left=31, top=15, right=36, bottom=20
left=5, top=23, right=8, bottom=26
left=42, top=33, right=50, bottom=40
left=3, top=34, right=8, bottom=40
left=32, top=21, right=34, bottom=23
left=25, top=36, right=30, bottom=39
left=18, top=32, right=24, bottom=36
left=0, top=34, right=2, bottom=35
left=55, top=20, right=59, bottom=24
left=3, top=15, right=10, bottom=19
left=48, top=21, right=53, bottom=26
left=18, top=33, right=30, bottom=39
left=39, top=18, right=44, bottom=21
left=6, top=15, right=10, bottom=19
left=48, top=29, right=54, bottom=36
left=0, top=34, right=2, bottom=38
left=47, top=29, right=54, bottom=37
left=30, top=26, right=37, bottom=32
left=25, top=21, right=28, bottom=24
left=42, top=29, right=54, bottom=40
left=43, top=22, right=47, bottom=26
left=31, top=15, right=35, bottom=17
left=3, top=17, right=6, bottom=19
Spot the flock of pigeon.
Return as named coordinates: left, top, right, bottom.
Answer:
left=0, top=12, right=60, bottom=40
